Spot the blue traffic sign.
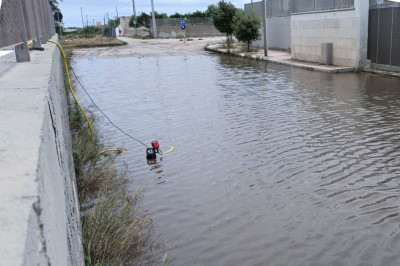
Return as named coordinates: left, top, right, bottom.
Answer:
left=180, top=19, right=186, bottom=30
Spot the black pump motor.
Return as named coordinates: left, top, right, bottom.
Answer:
left=146, top=148, right=157, bottom=159
left=146, top=140, right=162, bottom=159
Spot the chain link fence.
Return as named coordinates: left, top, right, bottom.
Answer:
left=0, top=0, right=55, bottom=61
left=155, top=17, right=213, bottom=27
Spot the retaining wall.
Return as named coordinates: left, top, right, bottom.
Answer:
left=157, top=25, right=223, bottom=38
left=0, top=35, right=84, bottom=265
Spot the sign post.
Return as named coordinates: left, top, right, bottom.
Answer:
left=180, top=19, right=186, bottom=43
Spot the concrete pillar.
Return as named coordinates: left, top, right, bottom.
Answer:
left=355, top=0, right=370, bottom=69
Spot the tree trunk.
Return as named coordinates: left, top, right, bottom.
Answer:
left=247, top=42, right=250, bottom=51
left=226, top=33, right=230, bottom=48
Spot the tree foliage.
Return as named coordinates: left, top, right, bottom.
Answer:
left=153, top=11, right=168, bottom=19
left=205, top=4, right=218, bottom=17
left=48, top=0, right=60, bottom=12
left=108, top=17, right=120, bottom=28
left=212, top=1, right=238, bottom=47
left=189, top=10, right=209, bottom=18
left=129, top=12, right=151, bottom=27
left=233, top=9, right=261, bottom=51
left=169, top=12, right=184, bottom=18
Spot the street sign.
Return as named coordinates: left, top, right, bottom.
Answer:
left=54, top=11, right=63, bottom=22
left=180, top=19, right=186, bottom=30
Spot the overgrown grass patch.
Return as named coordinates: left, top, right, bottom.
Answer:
left=62, top=34, right=126, bottom=48
left=62, top=44, right=171, bottom=265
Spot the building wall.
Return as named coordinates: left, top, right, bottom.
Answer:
left=0, top=35, right=84, bottom=265
left=252, top=16, right=291, bottom=51
left=245, top=1, right=292, bottom=51
left=291, top=0, right=369, bottom=67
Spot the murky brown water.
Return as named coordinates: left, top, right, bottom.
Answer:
left=74, top=53, right=400, bottom=266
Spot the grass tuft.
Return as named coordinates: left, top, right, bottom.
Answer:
left=82, top=188, right=152, bottom=265
left=62, top=34, right=126, bottom=48
left=62, top=44, right=171, bottom=265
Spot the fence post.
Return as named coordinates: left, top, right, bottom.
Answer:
left=31, top=0, right=42, bottom=49
left=15, top=0, right=30, bottom=62
left=47, top=1, right=55, bottom=36
left=37, top=0, right=46, bottom=43
left=390, top=7, right=394, bottom=65
left=44, top=0, right=51, bottom=40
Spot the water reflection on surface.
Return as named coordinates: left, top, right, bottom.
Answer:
left=74, top=53, right=400, bottom=265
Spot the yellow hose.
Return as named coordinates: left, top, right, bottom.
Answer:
left=163, top=146, right=174, bottom=154
left=99, top=149, right=125, bottom=155
left=48, top=40, right=94, bottom=140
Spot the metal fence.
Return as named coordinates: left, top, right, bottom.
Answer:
left=245, top=0, right=353, bottom=18
left=245, top=0, right=291, bottom=18
left=292, top=0, right=354, bottom=13
left=155, top=17, right=213, bottom=27
left=0, top=0, right=55, bottom=62
left=370, top=0, right=400, bottom=9
left=368, top=7, right=400, bottom=68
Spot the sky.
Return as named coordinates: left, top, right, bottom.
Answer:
left=59, top=0, right=251, bottom=27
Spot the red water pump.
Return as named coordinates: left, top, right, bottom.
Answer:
left=146, top=140, right=162, bottom=159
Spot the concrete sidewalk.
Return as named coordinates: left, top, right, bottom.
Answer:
left=206, top=44, right=354, bottom=73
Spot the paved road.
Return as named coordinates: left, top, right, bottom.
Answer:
left=72, top=36, right=225, bottom=58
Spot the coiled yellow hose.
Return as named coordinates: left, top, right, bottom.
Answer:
left=48, top=40, right=94, bottom=140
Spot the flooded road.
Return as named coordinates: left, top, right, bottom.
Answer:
left=73, top=49, right=400, bottom=265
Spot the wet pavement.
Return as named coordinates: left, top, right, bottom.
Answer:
left=73, top=44, right=400, bottom=265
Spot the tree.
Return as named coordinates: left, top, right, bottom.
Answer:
left=212, top=1, right=238, bottom=48
left=189, top=10, right=208, bottom=18
left=153, top=11, right=168, bottom=19
left=130, top=12, right=151, bottom=28
left=170, top=12, right=184, bottom=18
left=109, top=17, right=120, bottom=28
left=48, top=0, right=60, bottom=12
left=233, top=9, right=261, bottom=51
left=205, top=4, right=218, bottom=17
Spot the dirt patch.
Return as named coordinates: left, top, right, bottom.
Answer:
left=72, top=36, right=225, bottom=59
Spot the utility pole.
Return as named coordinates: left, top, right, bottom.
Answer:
left=263, top=0, right=268, bottom=56
left=151, top=0, right=157, bottom=38
left=103, top=15, right=106, bottom=36
left=116, top=6, right=119, bottom=18
left=132, top=0, right=137, bottom=30
left=107, top=12, right=110, bottom=37
left=80, top=7, right=84, bottom=28
left=86, top=15, right=89, bottom=27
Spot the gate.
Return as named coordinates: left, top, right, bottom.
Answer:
left=368, top=7, right=400, bottom=70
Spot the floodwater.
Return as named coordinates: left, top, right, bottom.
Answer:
left=73, top=52, right=400, bottom=266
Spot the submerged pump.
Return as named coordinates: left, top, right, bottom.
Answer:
left=146, top=140, right=162, bottom=159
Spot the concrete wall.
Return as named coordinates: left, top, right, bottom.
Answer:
left=291, top=0, right=369, bottom=67
left=120, top=16, right=223, bottom=38
left=119, top=16, right=151, bottom=37
left=0, top=35, right=84, bottom=265
left=157, top=25, right=223, bottom=38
